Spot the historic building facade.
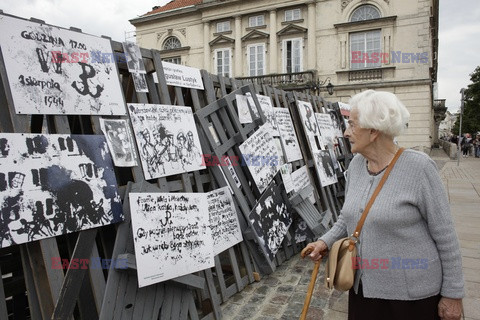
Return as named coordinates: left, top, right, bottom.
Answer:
left=131, top=0, right=440, bottom=151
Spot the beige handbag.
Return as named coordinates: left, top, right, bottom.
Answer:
left=325, top=148, right=404, bottom=291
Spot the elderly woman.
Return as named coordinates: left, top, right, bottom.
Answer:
left=305, top=90, right=464, bottom=320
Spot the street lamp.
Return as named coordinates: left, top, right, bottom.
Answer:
left=311, top=77, right=335, bottom=95
left=457, top=88, right=465, bottom=166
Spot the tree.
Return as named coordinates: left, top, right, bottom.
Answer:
left=453, top=66, right=480, bottom=135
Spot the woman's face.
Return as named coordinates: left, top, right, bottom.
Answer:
left=344, top=108, right=371, bottom=154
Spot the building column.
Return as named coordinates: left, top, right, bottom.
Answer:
left=269, top=10, right=277, bottom=74
left=307, top=2, right=317, bottom=71
left=203, top=22, right=210, bottom=71
left=235, top=16, right=242, bottom=77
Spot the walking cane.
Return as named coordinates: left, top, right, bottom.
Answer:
left=299, top=247, right=321, bottom=320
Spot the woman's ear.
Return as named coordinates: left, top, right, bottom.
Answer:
left=369, top=129, right=380, bottom=141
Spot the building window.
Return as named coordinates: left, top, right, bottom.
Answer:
left=248, top=44, right=265, bottom=76
left=285, top=8, right=301, bottom=22
left=350, top=5, right=381, bottom=22
left=350, top=30, right=381, bottom=69
left=163, top=36, right=181, bottom=50
left=216, top=21, right=231, bottom=33
left=249, top=15, right=265, bottom=27
left=283, top=38, right=302, bottom=73
left=215, top=48, right=231, bottom=77
left=163, top=57, right=181, bottom=65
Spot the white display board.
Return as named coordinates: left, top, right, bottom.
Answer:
left=162, top=61, right=204, bottom=90
left=207, top=186, right=243, bottom=255
left=273, top=108, right=303, bottom=162
left=127, top=103, right=205, bottom=180
left=0, top=14, right=126, bottom=115
left=238, top=124, right=280, bottom=194
left=129, top=193, right=213, bottom=287
left=0, top=133, right=123, bottom=248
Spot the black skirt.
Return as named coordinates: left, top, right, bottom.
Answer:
left=348, top=282, right=441, bottom=320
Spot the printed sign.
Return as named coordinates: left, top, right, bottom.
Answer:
left=0, top=14, right=126, bottom=115
left=162, top=61, right=204, bottom=90
left=274, top=108, right=303, bottom=162
left=130, top=193, right=213, bottom=287
left=127, top=103, right=205, bottom=180
left=207, top=187, right=243, bottom=255
left=238, top=124, right=280, bottom=194
left=0, top=133, right=123, bottom=248
left=291, top=166, right=315, bottom=204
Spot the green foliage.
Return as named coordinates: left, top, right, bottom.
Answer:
left=453, top=66, right=480, bottom=136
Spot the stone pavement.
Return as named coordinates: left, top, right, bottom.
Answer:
left=220, top=148, right=480, bottom=320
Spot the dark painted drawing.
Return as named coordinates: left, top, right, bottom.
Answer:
left=0, top=133, right=123, bottom=248
left=127, top=103, right=205, bottom=180
left=248, top=179, right=292, bottom=261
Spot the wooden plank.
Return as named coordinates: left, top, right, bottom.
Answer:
left=159, top=283, right=174, bottom=320
left=19, top=246, right=42, bottom=320
left=118, top=271, right=139, bottom=320
left=25, top=242, right=55, bottom=319
left=131, top=284, right=148, bottom=320
left=203, top=269, right=222, bottom=319
left=151, top=283, right=165, bottom=320
left=51, top=229, right=98, bottom=320
left=137, top=285, right=156, bottom=320
left=99, top=182, right=133, bottom=319
left=213, top=255, right=228, bottom=302
left=179, top=289, right=190, bottom=320
left=169, top=285, right=183, bottom=319
left=89, top=244, right=107, bottom=314
left=0, top=266, right=9, bottom=320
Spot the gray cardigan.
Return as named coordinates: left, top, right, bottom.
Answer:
left=320, top=149, right=465, bottom=300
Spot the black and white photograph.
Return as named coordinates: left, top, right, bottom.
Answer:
left=131, top=71, right=149, bottom=93
left=0, top=133, right=123, bottom=248
left=248, top=178, right=292, bottom=261
left=315, top=113, right=336, bottom=147
left=122, top=41, right=146, bottom=73
left=127, top=103, right=205, bottom=180
left=0, top=14, right=126, bottom=115
left=207, top=186, right=243, bottom=255
left=238, top=124, right=280, bottom=194
left=236, top=94, right=255, bottom=124
left=129, top=192, right=213, bottom=287
left=99, top=118, right=138, bottom=167
left=273, top=108, right=303, bottom=162
left=313, top=150, right=338, bottom=187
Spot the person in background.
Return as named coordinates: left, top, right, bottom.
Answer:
left=474, top=134, right=480, bottom=158
left=304, top=90, right=464, bottom=320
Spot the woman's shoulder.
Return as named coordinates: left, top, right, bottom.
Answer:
left=400, top=148, right=437, bottom=170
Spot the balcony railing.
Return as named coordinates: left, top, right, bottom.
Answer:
left=348, top=68, right=383, bottom=81
left=236, top=70, right=316, bottom=89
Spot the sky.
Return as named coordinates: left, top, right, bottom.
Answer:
left=1, top=0, right=479, bottom=112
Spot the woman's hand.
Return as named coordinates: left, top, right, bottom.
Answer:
left=301, top=240, right=328, bottom=262
left=438, top=297, right=463, bottom=320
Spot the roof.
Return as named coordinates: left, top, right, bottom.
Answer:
left=145, top=0, right=203, bottom=16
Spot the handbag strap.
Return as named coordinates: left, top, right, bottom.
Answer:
left=348, top=147, right=405, bottom=251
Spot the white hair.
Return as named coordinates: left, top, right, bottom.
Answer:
left=348, top=90, right=410, bottom=138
